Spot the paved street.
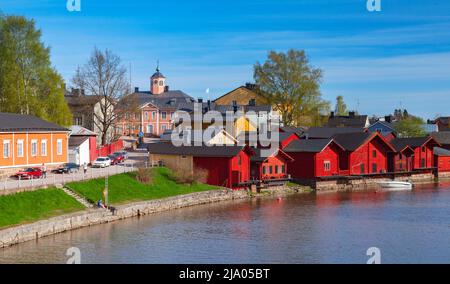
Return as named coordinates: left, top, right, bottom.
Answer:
left=0, top=151, right=149, bottom=191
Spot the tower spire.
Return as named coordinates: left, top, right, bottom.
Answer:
left=156, top=60, right=160, bottom=72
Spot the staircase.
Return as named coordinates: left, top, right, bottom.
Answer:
left=61, top=187, right=94, bottom=208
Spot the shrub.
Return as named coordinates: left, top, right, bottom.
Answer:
left=192, top=167, right=208, bottom=184
left=135, top=167, right=153, bottom=184
left=169, top=165, right=209, bottom=185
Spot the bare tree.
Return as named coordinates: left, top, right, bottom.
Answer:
left=72, top=48, right=134, bottom=145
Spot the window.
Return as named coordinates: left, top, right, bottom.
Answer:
left=3, top=140, right=10, bottom=158
left=181, top=155, right=187, bottom=159
left=421, top=158, right=426, bottom=168
left=399, top=153, right=403, bottom=159
left=360, top=164, right=365, bottom=173
left=399, top=162, right=403, bottom=170
left=57, top=139, right=63, bottom=156
left=324, top=161, right=331, bottom=171
left=161, top=125, right=167, bottom=132
left=74, top=117, right=83, bottom=125
left=275, top=165, right=279, bottom=174
left=159, top=80, right=163, bottom=86
left=144, top=112, right=149, bottom=120
left=372, top=150, right=377, bottom=158
left=152, top=112, right=156, bottom=119
left=17, top=140, right=24, bottom=157
left=422, top=146, right=426, bottom=153
left=161, top=112, right=167, bottom=119
left=269, top=166, right=273, bottom=174
left=147, top=125, right=153, bottom=134
left=170, top=112, right=174, bottom=119
left=153, top=80, right=158, bottom=85
left=372, top=163, right=377, bottom=173
left=237, top=156, right=241, bottom=165
left=31, top=140, right=38, bottom=156
left=262, top=166, right=266, bottom=174
left=41, top=140, right=47, bottom=156
left=281, top=165, right=285, bottom=173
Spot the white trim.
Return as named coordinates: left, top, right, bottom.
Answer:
left=41, top=139, right=48, bottom=156
left=3, top=139, right=11, bottom=159
left=56, top=139, right=63, bottom=156
left=0, top=162, right=65, bottom=169
left=16, top=139, right=24, bottom=158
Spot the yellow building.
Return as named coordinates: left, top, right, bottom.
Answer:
left=213, top=84, right=268, bottom=106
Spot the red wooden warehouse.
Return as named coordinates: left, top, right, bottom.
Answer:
left=332, top=132, right=396, bottom=175
left=250, top=148, right=294, bottom=181
left=283, top=138, right=345, bottom=179
left=434, top=147, right=450, bottom=172
left=389, top=137, right=439, bottom=170
left=388, top=142, right=415, bottom=172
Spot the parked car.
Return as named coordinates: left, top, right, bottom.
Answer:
left=108, top=154, right=122, bottom=165
left=92, top=157, right=111, bottom=168
left=14, top=168, right=43, bottom=179
left=53, top=163, right=80, bottom=174
left=114, top=151, right=128, bottom=160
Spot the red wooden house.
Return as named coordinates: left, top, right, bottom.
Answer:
left=147, top=142, right=254, bottom=189
left=250, top=148, right=294, bottom=180
left=388, top=143, right=415, bottom=172
left=389, top=137, right=439, bottom=170
left=284, top=138, right=345, bottom=179
left=434, top=147, right=450, bottom=172
left=332, top=132, right=396, bottom=175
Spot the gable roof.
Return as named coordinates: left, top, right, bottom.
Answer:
left=280, top=126, right=305, bottom=136
left=390, top=137, right=437, bottom=150
left=284, top=138, right=344, bottom=153
left=69, top=125, right=97, bottom=136
left=332, top=132, right=396, bottom=152
left=147, top=142, right=248, bottom=157
left=431, top=132, right=450, bottom=145
left=369, top=120, right=395, bottom=131
left=213, top=85, right=262, bottom=103
left=0, top=113, right=69, bottom=132
left=327, top=114, right=368, bottom=128
left=303, top=127, right=366, bottom=139
left=250, top=148, right=294, bottom=162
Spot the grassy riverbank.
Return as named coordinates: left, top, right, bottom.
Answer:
left=66, top=167, right=218, bottom=205
left=0, top=188, right=85, bottom=229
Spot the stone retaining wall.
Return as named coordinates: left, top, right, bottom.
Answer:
left=0, top=189, right=248, bottom=248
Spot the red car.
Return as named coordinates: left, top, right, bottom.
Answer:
left=14, top=168, right=43, bottom=179
left=108, top=154, right=123, bottom=165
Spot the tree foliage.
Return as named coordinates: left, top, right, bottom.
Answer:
left=253, top=49, right=329, bottom=127
left=0, top=14, right=72, bottom=126
left=72, top=48, right=135, bottom=145
left=394, top=116, right=426, bottom=138
left=335, top=95, right=348, bottom=116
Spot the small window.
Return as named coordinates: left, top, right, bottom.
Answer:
left=372, top=163, right=377, bottom=173
left=360, top=164, right=365, bottom=173
left=275, top=165, right=279, bottom=174
left=269, top=166, right=273, bottom=174
left=159, top=81, right=164, bottom=86
left=237, top=156, right=241, bottom=165
left=31, top=140, right=38, bottom=156
left=281, top=165, right=285, bottom=173
left=144, top=112, right=149, bottom=120
left=152, top=112, right=156, bottom=119
left=3, top=140, right=10, bottom=158
left=421, top=158, right=426, bottom=168
left=372, top=150, right=377, bottom=158
left=17, top=140, right=24, bottom=157
left=422, top=146, right=426, bottom=153
left=324, top=161, right=331, bottom=171
left=262, top=166, right=266, bottom=174
left=41, top=140, right=47, bottom=156
left=399, top=162, right=403, bottom=170
left=57, top=139, right=63, bottom=156
left=181, top=155, right=187, bottom=159
left=161, top=112, right=167, bottom=119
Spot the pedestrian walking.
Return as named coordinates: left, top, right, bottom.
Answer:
left=83, top=162, right=88, bottom=175
left=41, top=163, right=47, bottom=178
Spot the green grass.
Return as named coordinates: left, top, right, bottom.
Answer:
left=287, top=181, right=300, bottom=187
left=0, top=188, right=85, bottom=229
left=66, top=167, right=218, bottom=205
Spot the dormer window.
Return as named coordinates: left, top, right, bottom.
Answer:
left=159, top=81, right=163, bottom=86
left=154, top=80, right=158, bottom=85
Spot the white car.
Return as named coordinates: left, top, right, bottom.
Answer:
left=92, top=157, right=111, bottom=168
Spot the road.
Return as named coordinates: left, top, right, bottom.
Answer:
left=0, top=151, right=149, bottom=191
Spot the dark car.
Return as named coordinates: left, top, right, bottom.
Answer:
left=113, top=151, right=128, bottom=160
left=108, top=154, right=122, bottom=165
left=53, top=163, right=80, bottom=174
left=14, top=168, right=43, bottom=179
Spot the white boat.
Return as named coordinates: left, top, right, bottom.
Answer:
left=377, top=180, right=412, bottom=191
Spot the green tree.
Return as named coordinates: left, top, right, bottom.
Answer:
left=253, top=49, right=329, bottom=127
left=335, top=95, right=348, bottom=116
left=394, top=116, right=426, bottom=138
left=0, top=14, right=71, bottom=126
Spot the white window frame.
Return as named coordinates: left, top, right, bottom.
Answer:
left=31, top=139, right=38, bottom=157
left=3, top=140, right=11, bottom=158
left=57, top=139, right=63, bottom=156
left=17, top=139, right=24, bottom=157
left=41, top=139, right=47, bottom=156
left=324, top=160, right=331, bottom=171
left=161, top=112, right=167, bottom=119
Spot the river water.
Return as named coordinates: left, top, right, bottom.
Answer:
left=1, top=183, right=450, bottom=264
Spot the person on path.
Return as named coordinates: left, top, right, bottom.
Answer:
left=41, top=163, right=47, bottom=178
left=83, top=162, right=88, bottom=175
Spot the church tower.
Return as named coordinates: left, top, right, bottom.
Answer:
left=151, top=65, right=166, bottom=95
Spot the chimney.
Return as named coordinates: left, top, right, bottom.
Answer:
left=330, top=111, right=335, bottom=118
left=135, top=87, right=139, bottom=93
left=198, top=98, right=203, bottom=103
left=164, top=86, right=169, bottom=92
left=349, top=111, right=355, bottom=118
left=385, top=116, right=391, bottom=123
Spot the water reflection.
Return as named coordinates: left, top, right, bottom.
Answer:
left=1, top=186, right=450, bottom=264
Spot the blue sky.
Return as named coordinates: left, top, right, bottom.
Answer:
left=1, top=0, right=450, bottom=119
